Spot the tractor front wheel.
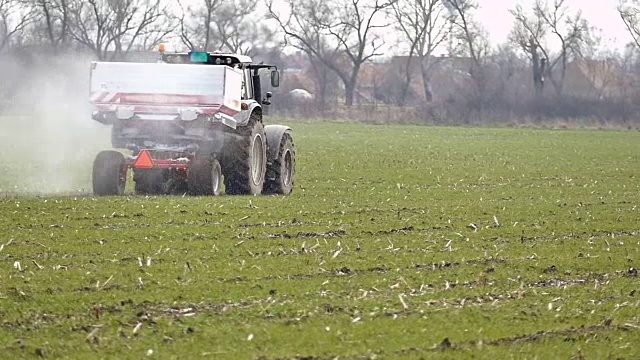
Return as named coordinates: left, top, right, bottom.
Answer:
left=264, top=132, right=295, bottom=195
left=188, top=157, right=222, bottom=196
left=93, top=150, right=127, bottom=196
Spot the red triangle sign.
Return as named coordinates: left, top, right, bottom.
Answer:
left=134, top=149, right=154, bottom=169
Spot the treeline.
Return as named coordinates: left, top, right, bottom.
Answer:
left=1, top=0, right=640, bottom=124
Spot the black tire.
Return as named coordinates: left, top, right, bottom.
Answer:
left=222, top=118, right=267, bottom=195
left=188, top=157, right=222, bottom=196
left=93, top=150, right=126, bottom=196
left=133, top=169, right=163, bottom=195
left=264, top=132, right=295, bottom=195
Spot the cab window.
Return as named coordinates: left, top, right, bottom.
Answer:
left=242, top=68, right=253, bottom=100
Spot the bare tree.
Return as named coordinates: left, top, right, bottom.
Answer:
left=269, top=0, right=396, bottom=106
left=176, top=0, right=194, bottom=50
left=389, top=0, right=450, bottom=104
left=67, top=0, right=114, bottom=59
left=509, top=4, right=547, bottom=97
left=308, top=54, right=341, bottom=109
left=510, top=0, right=591, bottom=97
left=178, top=0, right=221, bottom=51
left=617, top=45, right=640, bottom=105
left=23, top=0, right=71, bottom=49
left=212, top=0, right=278, bottom=55
left=619, top=0, right=640, bottom=48
left=0, top=0, right=35, bottom=53
left=67, top=0, right=173, bottom=60
left=268, top=0, right=339, bottom=108
left=209, top=0, right=255, bottom=53
left=443, top=0, right=491, bottom=103
left=178, top=0, right=276, bottom=55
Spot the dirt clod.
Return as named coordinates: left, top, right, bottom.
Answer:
left=439, top=337, right=452, bottom=349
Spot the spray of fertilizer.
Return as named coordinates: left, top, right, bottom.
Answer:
left=0, top=54, right=112, bottom=195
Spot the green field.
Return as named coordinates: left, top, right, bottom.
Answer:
left=0, top=121, right=639, bottom=359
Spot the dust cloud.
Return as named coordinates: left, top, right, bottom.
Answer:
left=0, top=54, right=112, bottom=195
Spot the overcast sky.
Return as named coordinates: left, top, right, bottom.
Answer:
left=176, top=0, right=634, bottom=54
left=478, top=0, right=632, bottom=51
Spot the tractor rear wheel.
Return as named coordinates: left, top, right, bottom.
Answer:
left=93, top=150, right=127, bottom=196
left=222, top=118, right=267, bottom=195
left=188, top=157, right=222, bottom=196
left=264, top=132, right=295, bottom=195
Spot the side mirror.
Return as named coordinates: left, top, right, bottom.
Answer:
left=271, top=70, right=280, bottom=88
left=262, top=92, right=273, bottom=106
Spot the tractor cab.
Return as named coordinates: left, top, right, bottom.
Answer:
left=160, top=48, right=279, bottom=105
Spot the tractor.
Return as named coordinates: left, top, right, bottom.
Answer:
left=89, top=47, right=295, bottom=196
